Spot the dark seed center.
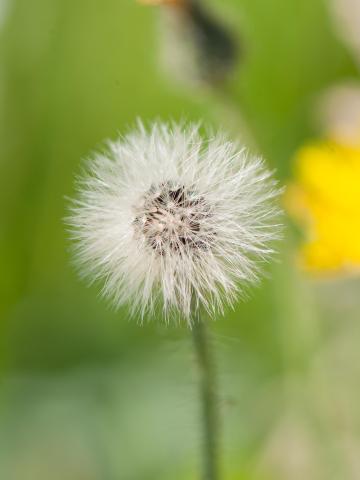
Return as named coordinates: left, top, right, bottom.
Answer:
left=133, top=182, right=213, bottom=255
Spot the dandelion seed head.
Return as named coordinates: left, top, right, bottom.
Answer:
left=68, top=121, right=281, bottom=323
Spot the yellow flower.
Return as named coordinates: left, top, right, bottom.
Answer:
left=286, top=141, right=360, bottom=274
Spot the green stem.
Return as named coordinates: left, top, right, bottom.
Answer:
left=192, top=308, right=219, bottom=480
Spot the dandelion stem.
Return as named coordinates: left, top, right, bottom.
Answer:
left=192, top=307, right=219, bottom=480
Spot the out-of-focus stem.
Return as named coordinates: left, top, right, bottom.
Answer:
left=192, top=307, right=219, bottom=480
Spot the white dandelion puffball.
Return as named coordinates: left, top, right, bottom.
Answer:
left=68, top=122, right=281, bottom=322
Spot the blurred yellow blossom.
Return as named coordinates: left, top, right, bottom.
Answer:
left=286, top=141, right=360, bottom=274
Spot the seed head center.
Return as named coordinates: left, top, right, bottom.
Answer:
left=133, top=182, right=211, bottom=254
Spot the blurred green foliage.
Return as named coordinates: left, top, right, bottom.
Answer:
left=1, top=0, right=359, bottom=479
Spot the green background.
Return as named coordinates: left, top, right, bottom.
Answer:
left=1, top=0, right=360, bottom=478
